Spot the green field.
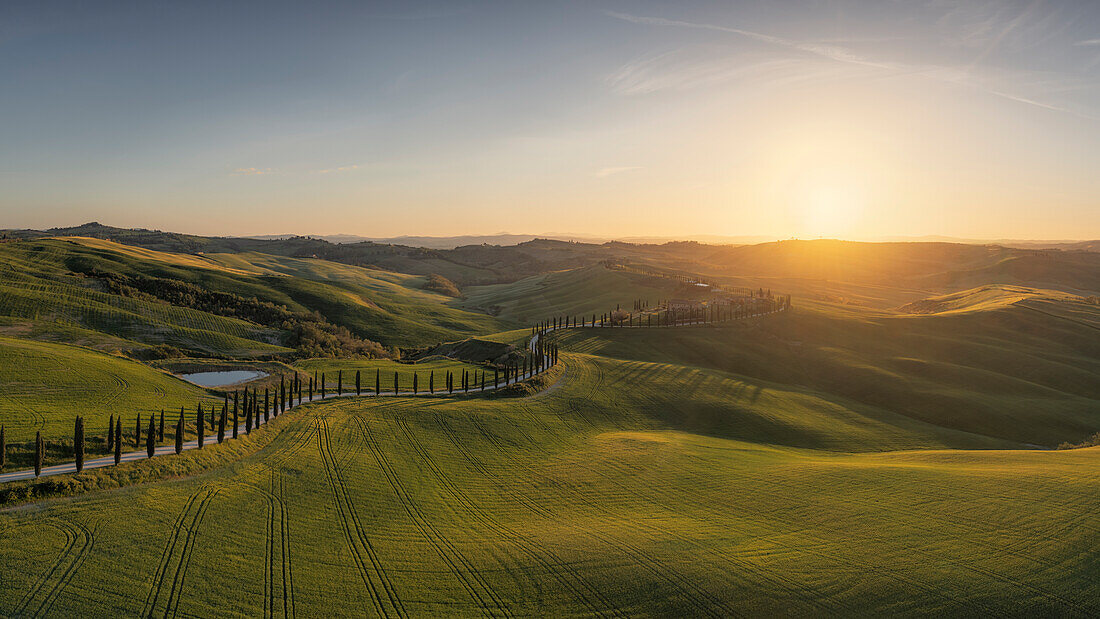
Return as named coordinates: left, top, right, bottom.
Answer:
left=0, top=344, right=1096, bottom=616
left=0, top=234, right=1098, bottom=616
left=456, top=264, right=681, bottom=324
left=0, top=336, right=213, bottom=445
left=0, top=238, right=509, bottom=354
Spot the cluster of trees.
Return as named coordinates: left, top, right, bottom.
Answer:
left=422, top=273, right=461, bottom=297
left=76, top=267, right=387, bottom=358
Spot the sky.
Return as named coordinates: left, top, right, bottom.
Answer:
left=1, top=0, right=1098, bottom=240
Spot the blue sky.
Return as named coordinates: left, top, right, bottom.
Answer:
left=2, top=0, right=1098, bottom=239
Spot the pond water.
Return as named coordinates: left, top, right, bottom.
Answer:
left=177, top=370, right=268, bottom=387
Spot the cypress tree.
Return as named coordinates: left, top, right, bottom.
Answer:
left=159, top=409, right=165, bottom=441
left=135, top=413, right=141, bottom=448
left=376, top=369, right=380, bottom=395
left=218, top=408, right=226, bottom=443
left=280, top=375, right=286, bottom=412
left=494, top=368, right=499, bottom=388
left=308, top=377, right=313, bottom=401
left=114, top=418, right=122, bottom=465
left=356, top=370, right=361, bottom=396
left=210, top=404, right=215, bottom=430
left=75, top=417, right=85, bottom=472
left=429, top=370, right=434, bottom=394
left=321, top=373, right=326, bottom=399
left=245, top=399, right=253, bottom=433
left=34, top=430, right=43, bottom=477
left=447, top=371, right=453, bottom=394
left=337, top=370, right=342, bottom=396
left=232, top=400, right=239, bottom=439
left=413, top=372, right=418, bottom=395
left=175, top=409, right=184, bottom=454
left=107, top=413, right=115, bottom=450
left=197, top=403, right=204, bottom=449
left=264, top=388, right=270, bottom=423
left=146, top=417, right=156, bottom=458
left=0, top=424, right=5, bottom=470
left=480, top=371, right=485, bottom=391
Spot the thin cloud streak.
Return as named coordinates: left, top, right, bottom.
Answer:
left=605, top=10, right=1097, bottom=120
left=596, top=166, right=642, bottom=178
left=313, top=164, right=363, bottom=175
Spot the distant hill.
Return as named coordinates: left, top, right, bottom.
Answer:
left=700, top=240, right=1100, bottom=296
left=5, top=224, right=1098, bottom=295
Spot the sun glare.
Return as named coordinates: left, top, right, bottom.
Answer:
left=797, top=180, right=865, bottom=239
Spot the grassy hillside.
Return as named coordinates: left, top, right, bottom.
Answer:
left=0, top=336, right=212, bottom=445
left=0, top=238, right=509, bottom=354
left=456, top=264, right=680, bottom=324
left=550, top=301, right=1100, bottom=447
left=0, top=349, right=1095, bottom=616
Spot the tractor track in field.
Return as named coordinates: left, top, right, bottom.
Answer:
left=317, top=418, right=405, bottom=619
left=351, top=415, right=512, bottom=618
left=625, top=459, right=1096, bottom=615
left=593, top=458, right=1008, bottom=616
left=397, top=416, right=622, bottom=618
left=12, top=518, right=96, bottom=618
left=276, top=473, right=296, bottom=619
left=459, top=413, right=739, bottom=618
left=142, top=486, right=220, bottom=619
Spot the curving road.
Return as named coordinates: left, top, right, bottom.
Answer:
left=0, top=304, right=785, bottom=484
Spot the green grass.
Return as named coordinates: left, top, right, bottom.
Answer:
left=548, top=301, right=1100, bottom=447
left=78, top=238, right=510, bottom=346
left=456, top=264, right=680, bottom=324
left=0, top=349, right=1095, bottom=616
left=0, top=336, right=217, bottom=447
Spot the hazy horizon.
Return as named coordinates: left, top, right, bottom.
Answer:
left=3, top=1, right=1099, bottom=239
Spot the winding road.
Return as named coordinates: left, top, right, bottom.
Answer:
left=0, top=303, right=785, bottom=484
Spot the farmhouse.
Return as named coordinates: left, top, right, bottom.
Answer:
left=667, top=298, right=703, bottom=311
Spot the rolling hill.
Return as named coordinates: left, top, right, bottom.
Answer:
left=0, top=338, right=1095, bottom=616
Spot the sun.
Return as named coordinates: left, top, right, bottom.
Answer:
left=797, top=180, right=865, bottom=239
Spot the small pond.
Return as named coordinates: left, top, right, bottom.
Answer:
left=177, top=370, right=268, bottom=388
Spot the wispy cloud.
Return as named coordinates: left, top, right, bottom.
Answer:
left=605, top=11, right=892, bottom=70
left=231, top=167, right=271, bottom=176
left=1075, top=39, right=1100, bottom=47
left=313, top=164, right=363, bottom=175
left=605, top=10, right=1098, bottom=120
left=596, top=166, right=642, bottom=178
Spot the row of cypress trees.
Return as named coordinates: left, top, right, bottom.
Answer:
left=10, top=320, right=583, bottom=478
